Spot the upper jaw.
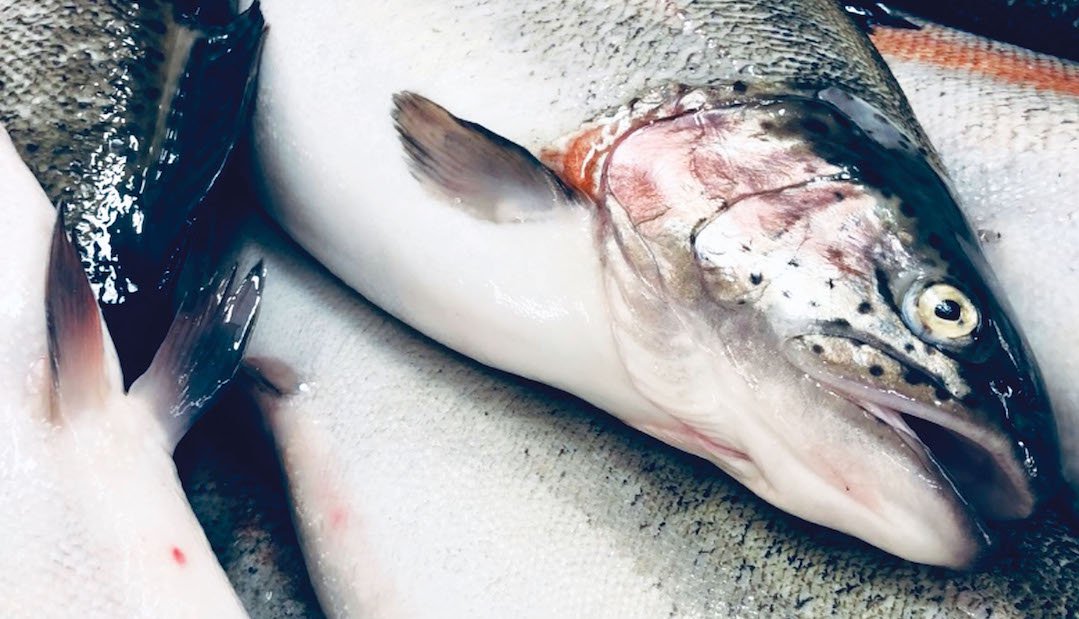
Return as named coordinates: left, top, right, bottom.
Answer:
left=784, top=336, right=1039, bottom=525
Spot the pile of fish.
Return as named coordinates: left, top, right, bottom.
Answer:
left=0, top=0, right=1075, bottom=617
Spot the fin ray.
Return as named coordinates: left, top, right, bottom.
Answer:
left=392, top=91, right=584, bottom=222
left=136, top=2, right=266, bottom=253
left=130, top=261, right=265, bottom=450
left=46, top=212, right=120, bottom=418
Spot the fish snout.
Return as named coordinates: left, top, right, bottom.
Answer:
left=783, top=333, right=1051, bottom=526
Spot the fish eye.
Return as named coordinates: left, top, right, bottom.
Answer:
left=909, top=283, right=979, bottom=342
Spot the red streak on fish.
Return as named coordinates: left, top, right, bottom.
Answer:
left=171, top=546, right=186, bottom=566
left=871, top=25, right=1079, bottom=97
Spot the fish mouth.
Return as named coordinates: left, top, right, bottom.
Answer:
left=787, top=336, right=1036, bottom=524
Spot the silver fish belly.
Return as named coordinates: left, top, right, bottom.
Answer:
left=0, top=125, right=264, bottom=618
left=249, top=0, right=1058, bottom=568
left=247, top=0, right=1061, bottom=569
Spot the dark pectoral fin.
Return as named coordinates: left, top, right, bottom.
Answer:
left=47, top=212, right=121, bottom=418
left=130, top=261, right=265, bottom=451
left=138, top=2, right=266, bottom=245
left=392, top=91, right=584, bottom=222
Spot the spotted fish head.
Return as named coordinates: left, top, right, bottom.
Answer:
left=594, top=88, right=1059, bottom=567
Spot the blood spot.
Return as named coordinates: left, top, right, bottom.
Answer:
left=329, top=507, right=348, bottom=530
left=171, top=546, right=186, bottom=566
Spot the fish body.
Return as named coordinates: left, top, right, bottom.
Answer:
left=251, top=0, right=1056, bottom=567
left=0, top=126, right=263, bottom=617
left=224, top=207, right=1078, bottom=619
left=0, top=0, right=265, bottom=377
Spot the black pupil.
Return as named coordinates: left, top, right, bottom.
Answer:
left=934, top=299, right=963, bottom=321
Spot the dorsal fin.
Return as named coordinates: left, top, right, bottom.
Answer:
left=130, top=261, right=265, bottom=451
left=46, top=211, right=121, bottom=418
left=392, top=91, right=585, bottom=222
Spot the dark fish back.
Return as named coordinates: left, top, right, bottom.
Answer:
left=0, top=1, right=264, bottom=380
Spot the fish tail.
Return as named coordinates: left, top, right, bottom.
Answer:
left=129, top=260, right=266, bottom=451
left=100, top=2, right=266, bottom=381
left=136, top=1, right=267, bottom=249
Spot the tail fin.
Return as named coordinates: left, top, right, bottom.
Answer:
left=130, top=261, right=266, bottom=451
left=46, top=213, right=123, bottom=419
left=97, top=2, right=267, bottom=382
left=136, top=1, right=267, bottom=251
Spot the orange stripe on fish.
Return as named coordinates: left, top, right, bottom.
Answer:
left=871, top=25, right=1079, bottom=97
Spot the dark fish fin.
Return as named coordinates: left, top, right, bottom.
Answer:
left=842, top=2, right=920, bottom=32
left=392, top=91, right=585, bottom=222
left=46, top=211, right=122, bottom=418
left=129, top=261, right=265, bottom=451
left=137, top=2, right=266, bottom=252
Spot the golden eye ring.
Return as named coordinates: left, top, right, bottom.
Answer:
left=915, top=283, right=979, bottom=340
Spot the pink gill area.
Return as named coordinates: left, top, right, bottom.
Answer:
left=606, top=109, right=843, bottom=235
left=171, top=546, right=186, bottom=566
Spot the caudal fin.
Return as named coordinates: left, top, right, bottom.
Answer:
left=130, top=261, right=265, bottom=451
left=98, top=2, right=267, bottom=381
left=136, top=2, right=266, bottom=247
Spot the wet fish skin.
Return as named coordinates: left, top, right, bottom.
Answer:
left=216, top=211, right=1079, bottom=619
left=178, top=18, right=1079, bottom=617
left=251, top=0, right=1055, bottom=567
left=0, top=0, right=265, bottom=378
left=0, top=124, right=263, bottom=617
left=871, top=20, right=1079, bottom=507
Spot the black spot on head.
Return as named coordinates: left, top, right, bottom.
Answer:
left=25, top=143, right=38, bottom=153
left=787, top=258, right=800, bottom=268
left=733, top=80, right=747, bottom=93
left=857, top=301, right=872, bottom=314
left=811, top=344, right=824, bottom=354
left=750, top=273, right=763, bottom=285
left=904, top=370, right=928, bottom=386
left=904, top=343, right=915, bottom=353
left=934, top=387, right=952, bottom=401
left=834, top=191, right=845, bottom=202
left=869, top=365, right=884, bottom=377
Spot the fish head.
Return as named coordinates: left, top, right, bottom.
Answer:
left=596, top=89, right=1058, bottom=567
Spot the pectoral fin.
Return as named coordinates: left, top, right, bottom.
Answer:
left=392, top=92, right=585, bottom=222
left=46, top=212, right=123, bottom=419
